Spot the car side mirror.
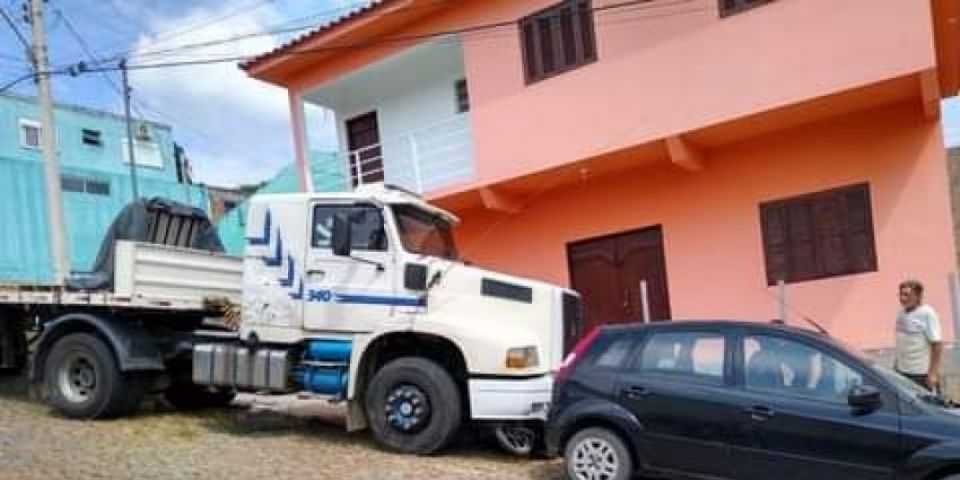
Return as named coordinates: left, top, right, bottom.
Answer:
left=848, top=384, right=883, bottom=411
left=332, top=214, right=352, bottom=257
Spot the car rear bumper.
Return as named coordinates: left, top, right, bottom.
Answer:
left=468, top=375, right=552, bottom=421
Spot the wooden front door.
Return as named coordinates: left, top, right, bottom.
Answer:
left=345, top=111, right=383, bottom=187
left=568, top=226, right=671, bottom=333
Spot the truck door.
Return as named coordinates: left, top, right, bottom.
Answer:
left=303, top=203, right=396, bottom=333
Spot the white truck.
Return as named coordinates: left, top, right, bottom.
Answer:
left=0, top=185, right=583, bottom=455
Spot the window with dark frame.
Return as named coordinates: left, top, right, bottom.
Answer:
left=60, top=175, right=110, bottom=196
left=311, top=204, right=387, bottom=251
left=454, top=78, right=470, bottom=114
left=519, top=0, right=597, bottom=84
left=61, top=175, right=85, bottom=193
left=759, top=183, right=877, bottom=285
left=720, top=0, right=774, bottom=17
left=82, top=128, right=102, bottom=146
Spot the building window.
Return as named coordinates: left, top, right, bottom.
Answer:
left=519, top=0, right=597, bottom=84
left=122, top=137, right=164, bottom=168
left=759, top=183, right=877, bottom=285
left=19, top=119, right=41, bottom=149
left=720, top=0, right=773, bottom=17
left=61, top=175, right=110, bottom=196
left=454, top=78, right=470, bottom=114
left=82, top=128, right=102, bottom=147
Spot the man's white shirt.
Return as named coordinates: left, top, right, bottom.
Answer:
left=895, top=304, right=942, bottom=375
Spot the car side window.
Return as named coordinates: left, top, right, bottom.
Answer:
left=593, top=337, right=635, bottom=368
left=312, top=205, right=388, bottom=251
left=743, top=335, right=864, bottom=403
left=638, top=331, right=726, bottom=385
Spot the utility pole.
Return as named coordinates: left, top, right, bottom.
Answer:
left=28, top=0, right=69, bottom=285
left=120, top=59, right=139, bottom=201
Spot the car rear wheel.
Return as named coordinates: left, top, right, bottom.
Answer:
left=564, top=427, right=632, bottom=480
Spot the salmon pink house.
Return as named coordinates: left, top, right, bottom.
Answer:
left=244, top=0, right=960, bottom=349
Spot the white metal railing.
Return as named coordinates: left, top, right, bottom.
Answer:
left=341, top=115, right=475, bottom=194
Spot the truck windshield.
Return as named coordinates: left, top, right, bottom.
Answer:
left=392, top=205, right=458, bottom=260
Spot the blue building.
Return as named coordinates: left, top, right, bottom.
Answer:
left=0, top=92, right=208, bottom=283
left=217, top=151, right=346, bottom=255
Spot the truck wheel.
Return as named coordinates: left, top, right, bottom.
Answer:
left=43, top=333, right=144, bottom=419
left=365, top=357, right=462, bottom=455
left=164, top=383, right=236, bottom=410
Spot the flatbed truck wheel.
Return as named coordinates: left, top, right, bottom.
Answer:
left=365, top=357, right=462, bottom=455
left=43, top=333, right=146, bottom=419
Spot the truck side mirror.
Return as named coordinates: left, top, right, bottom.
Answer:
left=332, top=214, right=352, bottom=257
left=405, top=263, right=428, bottom=291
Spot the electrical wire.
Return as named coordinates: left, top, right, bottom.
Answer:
left=61, top=0, right=696, bottom=74
left=0, top=5, right=29, bottom=52
left=90, top=0, right=375, bottom=67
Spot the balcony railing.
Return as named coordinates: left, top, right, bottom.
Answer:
left=343, top=115, right=474, bottom=194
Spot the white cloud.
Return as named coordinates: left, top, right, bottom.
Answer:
left=126, top=1, right=346, bottom=187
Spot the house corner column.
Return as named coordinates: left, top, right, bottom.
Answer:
left=288, top=90, right=314, bottom=192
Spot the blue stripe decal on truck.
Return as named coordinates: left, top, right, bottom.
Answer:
left=304, top=289, right=425, bottom=306
left=246, top=210, right=272, bottom=246
left=335, top=294, right=425, bottom=307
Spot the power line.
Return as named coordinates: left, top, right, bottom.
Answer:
left=54, top=8, right=124, bottom=95
left=0, top=71, right=33, bottom=92
left=66, top=0, right=695, bottom=74
left=93, top=0, right=377, bottom=66
left=0, top=5, right=29, bottom=52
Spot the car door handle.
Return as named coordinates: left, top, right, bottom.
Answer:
left=744, top=405, right=775, bottom=421
left=620, top=385, right=651, bottom=400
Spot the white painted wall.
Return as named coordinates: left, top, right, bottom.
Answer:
left=306, top=38, right=475, bottom=193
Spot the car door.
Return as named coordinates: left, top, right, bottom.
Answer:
left=727, top=332, right=901, bottom=480
left=615, top=328, right=740, bottom=479
left=302, top=202, right=396, bottom=333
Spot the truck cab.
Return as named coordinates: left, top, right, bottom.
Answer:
left=194, top=184, right=582, bottom=454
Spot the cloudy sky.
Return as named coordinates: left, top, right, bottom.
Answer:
left=0, top=0, right=362, bottom=186
left=1, top=0, right=960, bottom=188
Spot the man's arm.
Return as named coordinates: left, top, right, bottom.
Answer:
left=929, top=341, right=943, bottom=387
left=926, top=306, right=944, bottom=388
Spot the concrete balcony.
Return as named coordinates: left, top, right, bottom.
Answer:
left=302, top=38, right=475, bottom=195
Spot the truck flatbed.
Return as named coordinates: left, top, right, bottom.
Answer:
left=0, top=241, right=242, bottom=312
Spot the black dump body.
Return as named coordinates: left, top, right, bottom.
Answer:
left=66, top=197, right=224, bottom=291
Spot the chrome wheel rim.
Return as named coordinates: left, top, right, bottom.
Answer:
left=58, top=352, right=97, bottom=404
left=571, top=437, right=620, bottom=480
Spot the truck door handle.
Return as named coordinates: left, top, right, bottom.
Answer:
left=621, top=385, right=651, bottom=400
left=307, top=268, right=325, bottom=276
left=744, top=405, right=775, bottom=421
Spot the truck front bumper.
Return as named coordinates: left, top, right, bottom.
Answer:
left=467, top=375, right=552, bottom=421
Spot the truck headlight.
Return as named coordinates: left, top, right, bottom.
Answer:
left=505, top=346, right=539, bottom=369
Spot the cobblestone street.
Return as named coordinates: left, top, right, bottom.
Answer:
left=0, top=376, right=562, bottom=480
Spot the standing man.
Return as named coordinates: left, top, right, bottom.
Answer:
left=895, top=280, right=943, bottom=391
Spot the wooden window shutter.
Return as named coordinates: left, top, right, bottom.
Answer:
left=759, top=183, right=877, bottom=285
left=760, top=203, right=789, bottom=285
left=519, top=0, right=597, bottom=84
left=841, top=185, right=877, bottom=273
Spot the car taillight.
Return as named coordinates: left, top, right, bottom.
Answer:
left=555, top=326, right=601, bottom=388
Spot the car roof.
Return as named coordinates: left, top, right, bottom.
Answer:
left=598, top=320, right=829, bottom=341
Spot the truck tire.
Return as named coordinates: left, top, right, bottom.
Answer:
left=365, top=357, right=463, bottom=455
left=43, top=333, right=145, bottom=419
left=164, top=383, right=236, bottom=410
